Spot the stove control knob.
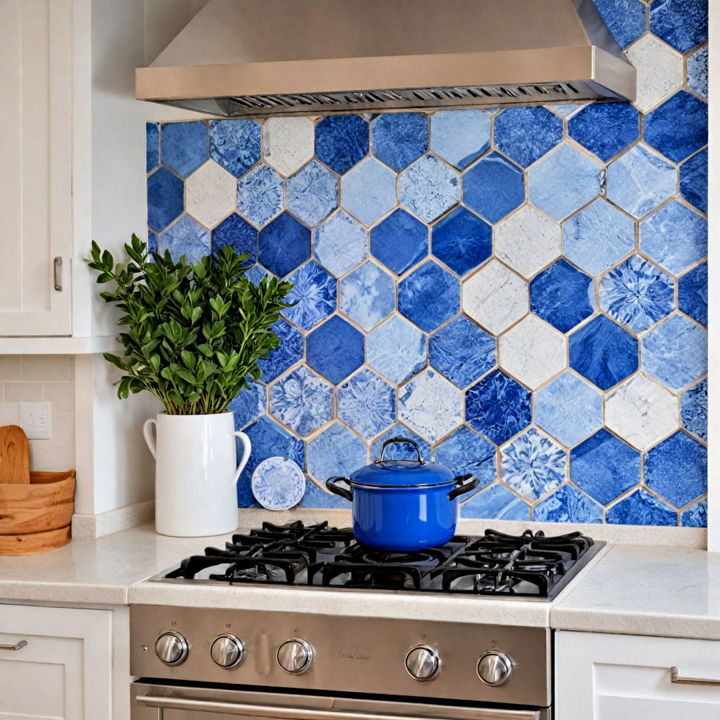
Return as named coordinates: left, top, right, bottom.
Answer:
left=155, top=631, right=188, bottom=666
left=211, top=635, right=245, bottom=669
left=405, top=646, right=440, bottom=681
left=477, top=651, right=513, bottom=686
left=277, top=639, right=314, bottom=674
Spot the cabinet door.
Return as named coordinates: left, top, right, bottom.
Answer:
left=0, top=0, right=73, bottom=335
left=0, top=604, right=113, bottom=719
left=556, top=631, right=720, bottom=720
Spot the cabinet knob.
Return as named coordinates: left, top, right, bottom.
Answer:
left=53, top=257, right=63, bottom=291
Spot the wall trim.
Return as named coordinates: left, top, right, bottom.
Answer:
left=72, top=499, right=154, bottom=539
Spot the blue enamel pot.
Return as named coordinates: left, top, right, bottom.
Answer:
left=326, top=437, right=478, bottom=551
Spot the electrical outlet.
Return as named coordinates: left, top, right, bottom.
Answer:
left=20, top=402, right=52, bottom=440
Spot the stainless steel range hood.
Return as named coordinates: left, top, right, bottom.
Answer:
left=136, top=0, right=636, bottom=117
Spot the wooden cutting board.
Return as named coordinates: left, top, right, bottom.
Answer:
left=0, top=425, right=30, bottom=484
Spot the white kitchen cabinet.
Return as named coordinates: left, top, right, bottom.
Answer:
left=0, top=604, right=114, bottom=719
left=556, top=630, right=720, bottom=720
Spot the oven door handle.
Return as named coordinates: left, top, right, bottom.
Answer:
left=135, top=693, right=541, bottom=719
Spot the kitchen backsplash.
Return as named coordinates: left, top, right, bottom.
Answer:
left=146, top=1, right=708, bottom=527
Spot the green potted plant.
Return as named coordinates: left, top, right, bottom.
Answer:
left=88, top=235, right=292, bottom=536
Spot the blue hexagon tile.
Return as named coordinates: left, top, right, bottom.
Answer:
left=494, top=107, right=563, bottom=167
left=398, top=261, right=460, bottom=333
left=371, top=209, right=428, bottom=275
left=159, top=216, right=210, bottom=264
left=399, top=155, right=460, bottom=222
left=236, top=164, right=284, bottom=228
left=501, top=429, right=566, bottom=501
left=270, top=366, right=333, bottom=437
left=594, top=0, right=646, bottom=48
left=314, top=211, right=367, bottom=277
left=645, top=431, right=707, bottom=508
left=650, top=0, right=707, bottom=53
left=211, top=214, right=257, bottom=262
left=607, top=489, right=677, bottom=527
left=307, top=316, right=364, bottom=385
left=210, top=120, right=260, bottom=177
left=431, top=110, right=490, bottom=169
left=337, top=369, right=396, bottom=440
left=435, top=426, right=496, bottom=488
left=373, top=113, right=428, bottom=171
left=431, top=207, right=491, bottom=276
left=367, top=316, right=426, bottom=385
left=259, top=213, right=311, bottom=277
left=568, top=103, right=639, bottom=161
left=464, top=152, right=524, bottom=223
left=530, top=259, right=594, bottom=333
left=340, top=262, right=395, bottom=331
left=283, top=262, right=337, bottom=331
left=533, top=485, right=603, bottom=524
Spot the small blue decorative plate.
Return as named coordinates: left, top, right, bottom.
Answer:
left=251, top=457, right=306, bottom=511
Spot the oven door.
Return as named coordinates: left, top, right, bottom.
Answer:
left=132, top=683, right=548, bottom=720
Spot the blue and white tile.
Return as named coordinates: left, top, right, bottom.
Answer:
left=228, top=380, right=266, bottom=429
left=592, top=0, right=646, bottom=48
left=530, top=259, right=594, bottom=333
left=568, top=103, right=639, bottom=162
left=210, top=119, right=260, bottom=177
left=548, top=104, right=581, bottom=117
left=398, top=369, right=463, bottom=443
left=430, top=110, right=491, bottom=169
left=644, top=91, right=707, bottom=164
left=533, top=485, right=603, bottom=524
left=211, top=214, right=257, bottom=262
left=306, top=422, right=367, bottom=484
left=465, top=370, right=532, bottom=445
left=287, top=160, right=339, bottom=227
left=605, top=374, right=678, bottom=451
left=679, top=262, right=707, bottom=326
left=650, top=0, right=707, bottom=53
left=146, top=123, right=159, bottom=172
left=534, top=372, right=603, bottom=448
left=298, top=479, right=349, bottom=509
left=399, top=155, right=460, bottom=223
left=367, top=316, right=426, bottom=385
left=463, top=260, right=528, bottom=335
left=501, top=428, right=566, bottom=501
left=460, top=483, right=530, bottom=521
left=626, top=35, right=684, bottom=113
left=434, top=426, right=496, bottom=488
left=563, top=198, right=634, bottom=276
left=314, top=211, right=368, bottom=277
left=370, top=425, right=431, bottom=463
left=687, top=45, right=708, bottom=99
left=494, top=107, right=563, bottom=167
left=570, top=429, right=640, bottom=504
left=642, top=314, right=707, bottom=390
left=681, top=499, right=707, bottom=528
left=244, top=264, right=267, bottom=285
left=283, top=261, right=337, bottom=331
left=270, top=366, right=333, bottom=437
left=680, top=148, right=707, bottom=214
left=645, top=431, right=707, bottom=508
left=431, top=207, right=492, bottom=276
left=341, top=157, right=397, bottom=226
left=606, top=144, right=676, bottom=218
left=340, top=262, right=395, bottom=331
left=236, top=164, right=284, bottom=228
left=607, top=489, right=677, bottom=527
left=159, top=216, right=211, bottom=264
left=682, top=378, right=707, bottom=441
left=463, top=152, right=525, bottom=223
left=398, top=261, right=460, bottom=333
left=639, top=200, right=707, bottom=275
left=372, top=113, right=429, bottom=171
left=429, top=315, right=495, bottom=389
left=186, top=161, right=236, bottom=228
left=370, top=209, right=428, bottom=275
left=262, top=117, right=314, bottom=177
left=527, top=144, right=601, bottom=221
left=569, top=315, right=638, bottom=390
left=258, top=213, right=311, bottom=277
left=161, top=121, right=209, bottom=177
left=306, top=316, right=365, bottom=384
left=147, top=167, right=184, bottom=231
left=337, top=368, right=396, bottom=440
left=258, top=318, right=304, bottom=383
left=315, top=115, right=369, bottom=174
left=599, top=255, right=674, bottom=332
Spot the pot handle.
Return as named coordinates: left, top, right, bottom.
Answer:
left=448, top=474, right=478, bottom=501
left=326, top=476, right=353, bottom=501
left=379, top=436, right=424, bottom=464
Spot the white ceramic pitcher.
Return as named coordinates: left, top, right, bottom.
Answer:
left=143, top=412, right=251, bottom=537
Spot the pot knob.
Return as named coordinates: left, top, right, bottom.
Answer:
left=155, top=631, right=189, bottom=666
left=477, top=651, right=513, bottom=686
left=277, top=639, right=314, bottom=674
left=210, top=634, right=245, bottom=668
left=405, top=645, right=440, bottom=681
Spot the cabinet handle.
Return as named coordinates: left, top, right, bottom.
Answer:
left=0, top=640, right=28, bottom=651
left=671, top=666, right=720, bottom=686
left=53, top=256, right=63, bottom=291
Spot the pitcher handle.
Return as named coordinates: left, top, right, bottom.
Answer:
left=143, top=418, right=157, bottom=460
left=231, top=431, right=252, bottom=486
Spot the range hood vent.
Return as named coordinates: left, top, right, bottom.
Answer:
left=136, top=0, right=636, bottom=118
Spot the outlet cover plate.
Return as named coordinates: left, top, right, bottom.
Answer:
left=20, top=402, right=52, bottom=440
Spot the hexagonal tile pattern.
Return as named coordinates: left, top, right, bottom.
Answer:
left=563, top=198, right=635, bottom=276
left=599, top=255, right=674, bottom=332
left=306, top=316, right=364, bottom=385
left=258, top=213, right=311, bottom=277
left=501, top=428, right=566, bottom=501
left=682, top=378, right=707, bottom=441
left=337, top=368, right=396, bottom=439
left=210, top=119, right=260, bottom=177
left=306, top=422, right=367, bottom=484
left=372, top=113, right=428, bottom=171
left=262, top=117, right=314, bottom=177
left=287, top=160, right=338, bottom=227
left=399, top=155, right=460, bottom=223
left=367, top=316, right=426, bottom=385
left=463, top=261, right=528, bottom=335
left=606, top=144, right=676, bottom=218
left=431, top=109, right=491, bottom=169
left=687, top=45, right=708, bottom=99
left=185, top=161, right=236, bottom=228
left=626, top=34, right=684, bottom=113
left=340, top=262, right=395, bottom=331
left=642, top=314, right=707, bottom=390
left=569, top=316, right=638, bottom=390
left=270, top=366, right=333, bottom=436
left=639, top=200, right=707, bottom=275
left=314, top=211, right=367, bottom=277
left=605, top=374, right=678, bottom=451
left=499, top=315, right=566, bottom=390
left=679, top=262, right=707, bottom=326
left=494, top=107, right=563, bottom=167
left=463, top=152, right=524, bottom=223
left=646, top=431, right=706, bottom=508
left=258, top=319, right=304, bottom=383
left=229, top=381, right=266, bottom=429
left=398, top=261, right=460, bottom=333
left=533, top=485, right=603, bottom=524
left=159, top=216, right=210, bottom=264
left=650, top=0, right=707, bottom=53
left=530, top=259, right=594, bottom=333
left=370, top=425, right=430, bottom=463
left=645, top=91, right=708, bottom=164
left=371, top=209, right=428, bottom=276
left=298, top=480, right=349, bottom=509
left=465, top=370, right=531, bottom=445
left=161, top=121, right=209, bottom=178
left=528, top=144, right=601, bottom=221
left=535, top=372, right=603, bottom=448
left=435, top=426, right=496, bottom=487
left=315, top=115, right=369, bottom=174
left=568, top=103, right=639, bottom=161
left=429, top=315, right=495, bottom=389
left=682, top=499, right=707, bottom=528
left=680, top=148, right=708, bottom=214
left=495, top=206, right=561, bottom=279
left=147, top=167, right=184, bottom=231
left=211, top=213, right=257, bottom=262
left=607, top=489, right=676, bottom=526
left=283, top=262, right=337, bottom=331
left=593, top=0, right=646, bottom=48
left=461, top=483, right=530, bottom=521
left=398, top=369, right=462, bottom=443
left=236, top=164, right=284, bottom=228
left=570, top=429, right=640, bottom=505
left=341, top=158, right=397, bottom=226
left=431, top=207, right=491, bottom=276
